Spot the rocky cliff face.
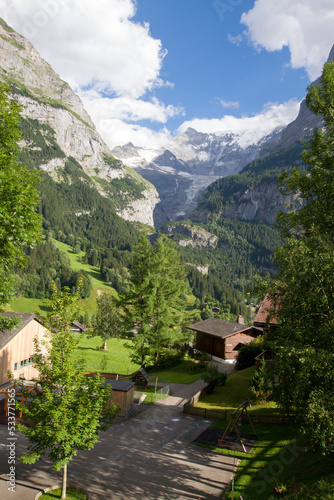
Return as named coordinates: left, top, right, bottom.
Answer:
left=0, top=18, right=159, bottom=227
left=224, top=182, right=302, bottom=225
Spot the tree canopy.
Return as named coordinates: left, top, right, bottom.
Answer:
left=0, top=84, right=42, bottom=323
left=119, top=233, right=190, bottom=366
left=18, top=280, right=118, bottom=499
left=259, top=61, right=334, bottom=453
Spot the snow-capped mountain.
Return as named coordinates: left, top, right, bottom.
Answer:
left=112, top=126, right=284, bottom=227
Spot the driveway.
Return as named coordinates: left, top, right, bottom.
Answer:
left=0, top=380, right=235, bottom=499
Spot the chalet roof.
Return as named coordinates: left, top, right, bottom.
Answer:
left=71, top=321, right=87, bottom=331
left=187, top=318, right=261, bottom=339
left=0, top=312, right=42, bottom=351
left=254, top=295, right=278, bottom=326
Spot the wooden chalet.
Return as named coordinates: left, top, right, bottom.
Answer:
left=254, top=295, right=278, bottom=332
left=70, top=321, right=87, bottom=333
left=0, top=313, right=49, bottom=386
left=187, top=317, right=262, bottom=361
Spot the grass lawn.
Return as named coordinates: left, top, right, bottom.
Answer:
left=39, top=488, right=87, bottom=499
left=201, top=420, right=334, bottom=500
left=148, top=371, right=205, bottom=384
left=72, top=334, right=140, bottom=375
left=147, top=359, right=206, bottom=384
left=196, top=366, right=255, bottom=410
left=55, top=240, right=110, bottom=288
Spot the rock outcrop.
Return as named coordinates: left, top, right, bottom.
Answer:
left=162, top=223, right=218, bottom=248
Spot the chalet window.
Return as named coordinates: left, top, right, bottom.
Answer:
left=14, top=363, right=18, bottom=371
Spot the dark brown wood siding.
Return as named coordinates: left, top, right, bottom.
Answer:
left=196, top=332, right=225, bottom=359
left=196, top=329, right=260, bottom=360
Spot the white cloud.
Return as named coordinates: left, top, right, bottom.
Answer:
left=177, top=100, right=300, bottom=146
left=216, top=98, right=240, bottom=109
left=78, top=89, right=184, bottom=124
left=97, top=119, right=173, bottom=150
left=0, top=0, right=166, bottom=98
left=241, top=0, right=334, bottom=80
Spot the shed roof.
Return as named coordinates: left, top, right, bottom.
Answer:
left=187, top=318, right=261, bottom=339
left=104, top=379, right=134, bottom=392
left=0, top=312, right=45, bottom=351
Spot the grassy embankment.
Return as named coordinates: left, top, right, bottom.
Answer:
left=195, top=366, right=334, bottom=499
left=10, top=240, right=112, bottom=316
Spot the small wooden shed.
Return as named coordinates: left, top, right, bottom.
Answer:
left=187, top=318, right=262, bottom=361
left=104, top=379, right=135, bottom=417
left=131, top=367, right=150, bottom=388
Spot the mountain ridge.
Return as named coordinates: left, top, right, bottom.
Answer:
left=0, top=18, right=159, bottom=227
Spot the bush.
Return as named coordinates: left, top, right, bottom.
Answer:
left=235, top=340, right=264, bottom=370
left=153, top=348, right=184, bottom=369
left=202, top=363, right=228, bottom=393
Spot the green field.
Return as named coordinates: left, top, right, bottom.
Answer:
left=72, top=334, right=140, bottom=375
left=196, top=366, right=255, bottom=410
left=9, top=240, right=115, bottom=317
left=202, top=420, right=334, bottom=500
left=54, top=240, right=111, bottom=289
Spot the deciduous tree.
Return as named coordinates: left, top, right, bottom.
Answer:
left=18, top=281, right=118, bottom=499
left=91, top=291, right=121, bottom=351
left=259, top=61, right=334, bottom=453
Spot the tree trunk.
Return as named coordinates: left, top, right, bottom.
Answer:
left=61, top=464, right=67, bottom=500
left=103, top=338, right=107, bottom=351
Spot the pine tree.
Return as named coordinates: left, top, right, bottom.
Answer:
left=120, top=234, right=190, bottom=366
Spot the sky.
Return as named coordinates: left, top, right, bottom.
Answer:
left=0, top=0, right=334, bottom=150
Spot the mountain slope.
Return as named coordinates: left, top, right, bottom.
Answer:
left=0, top=18, right=159, bottom=227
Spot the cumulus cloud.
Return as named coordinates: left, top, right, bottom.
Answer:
left=241, top=0, right=334, bottom=80
left=177, top=100, right=300, bottom=146
left=97, top=118, right=173, bottom=150
left=0, top=0, right=180, bottom=148
left=78, top=89, right=184, bottom=124
left=0, top=0, right=166, bottom=98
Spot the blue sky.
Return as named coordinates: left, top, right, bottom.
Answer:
left=1, top=0, right=334, bottom=149
left=133, top=0, right=308, bottom=128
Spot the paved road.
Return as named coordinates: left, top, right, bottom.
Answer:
left=0, top=379, right=235, bottom=500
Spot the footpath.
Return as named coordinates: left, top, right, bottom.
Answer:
left=0, top=377, right=235, bottom=500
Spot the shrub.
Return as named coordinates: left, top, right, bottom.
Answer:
left=202, top=363, right=228, bottom=393
left=235, top=340, right=264, bottom=370
left=153, top=348, right=184, bottom=369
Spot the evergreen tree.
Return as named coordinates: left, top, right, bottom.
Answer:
left=120, top=234, right=190, bottom=366
left=18, top=280, right=118, bottom=499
